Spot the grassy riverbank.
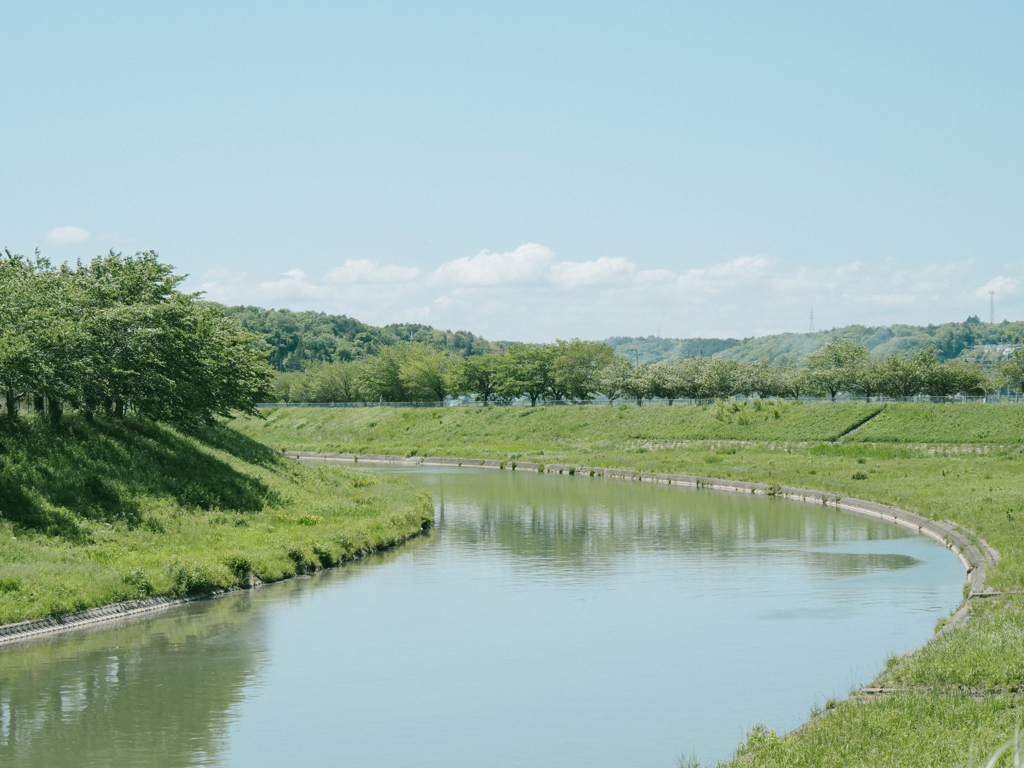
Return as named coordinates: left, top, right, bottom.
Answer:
left=0, top=414, right=432, bottom=625
left=229, top=402, right=1024, bottom=766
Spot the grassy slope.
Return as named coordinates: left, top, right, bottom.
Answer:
left=0, top=415, right=431, bottom=625
left=852, top=402, right=1024, bottom=445
left=244, top=400, right=881, bottom=455
left=229, top=402, right=1024, bottom=766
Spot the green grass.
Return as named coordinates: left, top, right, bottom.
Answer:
left=0, top=414, right=432, bottom=625
left=726, top=693, right=1024, bottom=768
left=230, top=402, right=1024, bottom=766
left=851, top=403, right=1024, bottom=445
left=890, top=597, right=1024, bottom=690
left=242, top=399, right=880, bottom=455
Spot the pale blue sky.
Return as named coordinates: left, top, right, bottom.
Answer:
left=3, top=2, right=1022, bottom=341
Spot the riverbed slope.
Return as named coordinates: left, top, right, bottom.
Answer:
left=0, top=414, right=432, bottom=625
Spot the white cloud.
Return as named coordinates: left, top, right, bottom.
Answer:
left=428, top=242, right=555, bottom=286
left=181, top=245, right=1023, bottom=343
left=551, top=256, right=635, bottom=288
left=976, top=276, right=1019, bottom=297
left=259, top=269, right=334, bottom=300
left=324, top=259, right=419, bottom=284
left=677, top=255, right=773, bottom=293
left=634, top=268, right=677, bottom=285
left=44, top=226, right=90, bottom=244
left=402, top=306, right=431, bottom=322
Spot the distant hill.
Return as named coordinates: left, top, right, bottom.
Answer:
left=604, top=336, right=741, bottom=361
left=607, top=316, right=1024, bottom=365
left=218, top=303, right=1023, bottom=372
left=218, top=305, right=493, bottom=371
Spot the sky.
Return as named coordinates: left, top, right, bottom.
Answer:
left=2, top=2, right=1022, bottom=342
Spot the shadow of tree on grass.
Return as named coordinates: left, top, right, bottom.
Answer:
left=0, top=415, right=280, bottom=538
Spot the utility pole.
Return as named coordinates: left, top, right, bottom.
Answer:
left=809, top=310, right=814, bottom=334
left=990, top=291, right=995, bottom=325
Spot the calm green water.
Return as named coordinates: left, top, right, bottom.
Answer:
left=0, top=468, right=964, bottom=767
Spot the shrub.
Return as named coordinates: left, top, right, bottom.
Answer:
left=168, top=559, right=216, bottom=596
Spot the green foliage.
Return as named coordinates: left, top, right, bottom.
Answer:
left=0, top=249, right=274, bottom=428
left=221, top=304, right=492, bottom=371
left=609, top=316, right=1024, bottom=365
left=735, top=723, right=781, bottom=757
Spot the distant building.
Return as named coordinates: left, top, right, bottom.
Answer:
left=973, top=344, right=1022, bottom=356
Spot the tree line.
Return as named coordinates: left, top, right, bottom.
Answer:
left=275, top=336, right=1024, bottom=404
left=0, top=250, right=273, bottom=426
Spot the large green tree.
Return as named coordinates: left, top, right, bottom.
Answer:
left=802, top=338, right=870, bottom=400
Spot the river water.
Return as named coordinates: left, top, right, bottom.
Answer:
left=0, top=467, right=964, bottom=767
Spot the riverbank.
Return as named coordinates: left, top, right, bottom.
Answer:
left=0, top=414, right=432, bottom=628
left=229, top=402, right=1024, bottom=766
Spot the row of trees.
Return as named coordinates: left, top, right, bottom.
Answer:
left=277, top=337, right=1024, bottom=404
left=273, top=339, right=614, bottom=404
left=597, top=340, right=995, bottom=404
left=0, top=250, right=273, bottom=427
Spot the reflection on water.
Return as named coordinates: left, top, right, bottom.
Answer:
left=0, top=468, right=965, bottom=767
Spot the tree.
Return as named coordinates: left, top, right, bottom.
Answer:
left=496, top=345, right=553, bottom=405
left=941, top=358, right=991, bottom=397
left=651, top=360, right=689, bottom=404
left=550, top=339, right=615, bottom=402
left=360, top=346, right=409, bottom=402
left=876, top=353, right=925, bottom=398
left=0, top=251, right=44, bottom=418
left=741, top=360, right=786, bottom=398
left=455, top=355, right=503, bottom=404
left=853, top=358, right=885, bottom=398
left=997, top=349, right=1024, bottom=393
left=401, top=343, right=459, bottom=402
left=699, top=358, right=741, bottom=400
left=623, top=362, right=657, bottom=405
left=802, top=339, right=870, bottom=400
left=293, top=360, right=364, bottom=402
left=595, top=357, right=633, bottom=404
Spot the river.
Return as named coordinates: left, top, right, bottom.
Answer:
left=0, top=467, right=964, bottom=766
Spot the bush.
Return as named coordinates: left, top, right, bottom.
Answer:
left=168, top=559, right=216, bottom=596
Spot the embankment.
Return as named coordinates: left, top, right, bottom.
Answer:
left=0, top=414, right=432, bottom=630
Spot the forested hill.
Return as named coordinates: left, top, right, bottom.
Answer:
left=607, top=316, right=1024, bottom=365
left=218, top=305, right=494, bottom=371
left=220, top=303, right=1024, bottom=372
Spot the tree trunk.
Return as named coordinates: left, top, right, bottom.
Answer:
left=5, top=389, right=17, bottom=419
left=114, top=400, right=125, bottom=419
left=636, top=396, right=642, bottom=406
left=47, top=398, right=63, bottom=424
left=33, top=394, right=45, bottom=412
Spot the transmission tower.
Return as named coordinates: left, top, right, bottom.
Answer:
left=990, top=291, right=995, bottom=325
left=809, top=310, right=814, bottom=333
